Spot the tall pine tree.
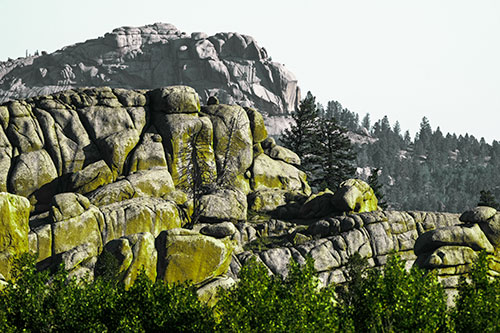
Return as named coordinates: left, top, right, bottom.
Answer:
left=282, top=91, right=356, bottom=191
left=281, top=91, right=318, bottom=173
left=368, top=168, right=388, bottom=209
left=310, top=117, right=356, bottom=190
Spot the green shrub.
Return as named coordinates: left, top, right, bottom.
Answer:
left=6, top=251, right=500, bottom=331
left=0, top=254, right=215, bottom=332
left=338, top=253, right=449, bottom=332
left=453, top=251, right=500, bottom=332
left=215, top=256, right=340, bottom=332
left=115, top=271, right=215, bottom=332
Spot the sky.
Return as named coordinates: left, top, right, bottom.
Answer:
left=1, top=0, right=499, bottom=141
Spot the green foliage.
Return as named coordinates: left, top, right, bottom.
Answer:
left=368, top=168, right=388, bottom=209
left=112, top=271, right=215, bottom=332
left=7, top=252, right=500, bottom=331
left=282, top=91, right=356, bottom=191
left=337, top=253, right=448, bottom=332
left=0, top=253, right=215, bottom=332
left=214, top=256, right=340, bottom=332
left=452, top=251, right=500, bottom=332
left=311, top=117, right=356, bottom=190
left=478, top=189, right=500, bottom=209
left=281, top=91, right=319, bottom=161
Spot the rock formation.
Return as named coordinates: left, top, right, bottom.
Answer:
left=0, top=85, right=309, bottom=285
left=0, top=23, right=300, bottom=117
left=0, top=85, right=497, bottom=304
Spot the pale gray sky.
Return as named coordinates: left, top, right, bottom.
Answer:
left=1, top=0, right=499, bottom=141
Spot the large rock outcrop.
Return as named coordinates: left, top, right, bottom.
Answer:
left=0, top=85, right=496, bottom=303
left=0, top=85, right=309, bottom=288
left=0, top=23, right=300, bottom=116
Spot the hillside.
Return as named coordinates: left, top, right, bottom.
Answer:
left=317, top=101, right=500, bottom=213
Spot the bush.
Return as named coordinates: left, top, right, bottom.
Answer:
left=0, top=253, right=215, bottom=332
left=214, top=256, right=340, bottom=332
left=453, top=251, right=500, bottom=332
left=5, top=251, right=500, bottom=331
left=337, top=253, right=449, bottom=332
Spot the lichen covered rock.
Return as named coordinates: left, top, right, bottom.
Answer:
left=201, top=104, right=253, bottom=188
left=198, top=189, right=247, bottom=222
left=150, top=86, right=201, bottom=114
left=331, top=179, right=378, bottom=213
left=0, top=193, right=30, bottom=280
left=157, top=228, right=233, bottom=284
left=251, top=154, right=310, bottom=195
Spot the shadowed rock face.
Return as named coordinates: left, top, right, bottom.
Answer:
left=0, top=23, right=300, bottom=116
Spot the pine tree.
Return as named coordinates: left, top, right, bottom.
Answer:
left=361, top=113, right=371, bottom=131
left=311, top=117, right=356, bottom=190
left=281, top=91, right=319, bottom=169
left=367, top=168, right=388, bottom=209
left=282, top=92, right=357, bottom=191
left=478, top=190, right=499, bottom=209
left=393, top=121, right=401, bottom=137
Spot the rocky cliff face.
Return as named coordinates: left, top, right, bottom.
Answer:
left=0, top=86, right=497, bottom=305
left=0, top=23, right=300, bottom=116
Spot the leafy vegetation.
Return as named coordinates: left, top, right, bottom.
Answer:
left=0, top=254, right=215, bottom=332
left=337, top=254, right=448, bottom=332
left=215, top=257, right=340, bottom=332
left=2, top=252, right=500, bottom=331
left=452, top=251, right=500, bottom=331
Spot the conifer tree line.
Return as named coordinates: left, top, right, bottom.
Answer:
left=281, top=92, right=500, bottom=212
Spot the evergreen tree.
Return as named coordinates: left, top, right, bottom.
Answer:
left=361, top=113, right=371, bottom=131
left=282, top=92, right=357, bottom=191
left=393, top=121, right=401, bottom=137
left=325, top=100, right=342, bottom=119
left=403, top=130, right=412, bottom=148
left=478, top=190, right=499, bottom=209
left=281, top=91, right=319, bottom=171
left=367, top=168, right=388, bottom=209
left=417, top=116, right=433, bottom=151
left=311, top=117, right=356, bottom=190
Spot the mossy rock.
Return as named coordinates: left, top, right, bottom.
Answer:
left=154, top=113, right=216, bottom=192
left=150, top=86, right=201, bottom=114
left=248, top=189, right=288, bottom=213
left=0, top=192, right=31, bottom=280
left=331, top=179, right=378, bottom=213
left=158, top=229, right=234, bottom=285
left=198, top=188, right=248, bottom=222
left=201, top=104, right=253, bottom=187
left=266, top=145, right=300, bottom=165
left=244, top=107, right=268, bottom=143
left=251, top=154, right=311, bottom=196
left=423, top=245, right=479, bottom=268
